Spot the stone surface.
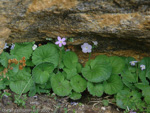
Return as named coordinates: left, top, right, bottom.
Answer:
left=0, top=0, right=150, bottom=47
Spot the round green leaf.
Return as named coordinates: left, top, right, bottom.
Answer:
left=0, top=52, right=9, bottom=67
left=109, top=56, right=125, bottom=74
left=87, top=82, right=104, bottom=97
left=32, top=43, right=59, bottom=67
left=32, top=62, right=54, bottom=84
left=104, top=74, right=123, bottom=95
left=51, top=73, right=72, bottom=96
left=69, top=92, right=82, bottom=100
left=90, top=55, right=109, bottom=68
left=9, top=70, right=33, bottom=94
left=63, top=51, right=78, bottom=69
left=76, top=63, right=82, bottom=73
left=64, top=68, right=77, bottom=80
left=10, top=42, right=33, bottom=60
left=70, top=75, right=87, bottom=93
left=82, top=62, right=112, bottom=83
left=0, top=81, right=6, bottom=90
left=10, top=80, right=32, bottom=94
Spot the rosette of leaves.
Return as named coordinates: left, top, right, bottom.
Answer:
left=9, top=69, right=33, bottom=94
left=10, top=42, right=34, bottom=60
left=51, top=73, right=72, bottom=96
left=82, top=55, right=112, bottom=83
left=138, top=57, right=150, bottom=84
left=103, top=74, right=123, bottom=95
left=32, top=43, right=59, bottom=67
left=70, top=75, right=87, bottom=93
left=116, top=89, right=144, bottom=110
left=87, top=82, right=104, bottom=97
left=108, top=56, right=125, bottom=74
left=69, top=92, right=82, bottom=100
left=63, top=51, right=78, bottom=69
left=32, top=62, right=54, bottom=84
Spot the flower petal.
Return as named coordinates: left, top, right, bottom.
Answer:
left=57, top=36, right=61, bottom=41
left=59, top=43, right=62, bottom=47
left=62, top=42, right=66, bottom=45
left=55, top=41, right=60, bottom=45
left=62, top=38, right=66, bottom=41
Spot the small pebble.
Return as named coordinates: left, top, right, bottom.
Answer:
left=101, top=107, right=106, bottom=111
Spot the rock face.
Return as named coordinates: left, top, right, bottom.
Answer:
left=0, top=0, right=150, bottom=47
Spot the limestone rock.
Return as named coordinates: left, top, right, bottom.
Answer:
left=0, top=0, right=150, bottom=46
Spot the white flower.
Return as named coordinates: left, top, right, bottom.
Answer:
left=140, top=64, right=146, bottom=70
left=32, top=44, right=37, bottom=50
left=10, top=43, right=15, bottom=50
left=3, top=43, right=9, bottom=49
left=92, top=41, right=98, bottom=46
left=130, top=61, right=138, bottom=66
left=81, top=43, right=92, bottom=53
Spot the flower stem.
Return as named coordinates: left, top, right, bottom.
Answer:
left=57, top=48, right=62, bottom=73
left=88, top=52, right=91, bottom=61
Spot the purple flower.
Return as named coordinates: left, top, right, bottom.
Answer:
left=140, top=64, right=146, bottom=70
left=4, top=43, right=9, bottom=49
left=130, top=61, right=138, bottom=66
left=130, top=110, right=136, bottom=113
left=55, top=36, right=66, bottom=47
left=81, top=43, right=92, bottom=53
left=10, top=43, right=15, bottom=50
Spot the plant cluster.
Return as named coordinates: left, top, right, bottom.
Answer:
left=0, top=37, right=150, bottom=112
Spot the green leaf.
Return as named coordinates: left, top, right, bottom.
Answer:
left=32, top=43, right=59, bottom=67
left=139, top=57, right=150, bottom=80
left=76, top=63, right=82, bottom=73
left=70, top=75, right=87, bottom=93
left=109, top=56, right=125, bottom=74
left=90, top=55, right=109, bottom=68
left=0, top=52, right=9, bottom=67
left=144, top=95, right=150, bottom=104
left=104, top=74, right=123, bottom=95
left=9, top=70, right=33, bottom=94
left=116, top=89, right=142, bottom=110
left=10, top=42, right=33, bottom=60
left=10, top=79, right=32, bottom=94
left=63, top=51, right=78, bottom=69
left=51, top=73, right=72, bottom=96
left=0, top=80, right=6, bottom=90
left=121, top=70, right=137, bottom=83
left=69, top=92, right=82, bottom=100
left=32, top=62, right=54, bottom=84
left=63, top=68, right=77, bottom=80
left=7, top=63, right=19, bottom=76
left=135, top=83, right=149, bottom=90
left=87, top=82, right=103, bottom=97
left=26, top=59, right=34, bottom=67
left=82, top=61, right=112, bottom=83
left=122, top=78, right=136, bottom=89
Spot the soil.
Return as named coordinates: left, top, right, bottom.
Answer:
left=0, top=90, right=123, bottom=113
